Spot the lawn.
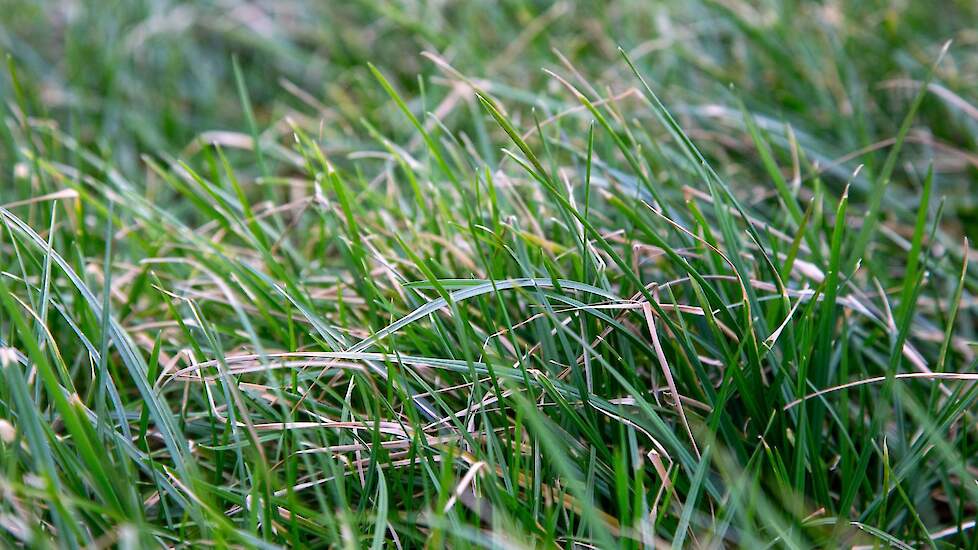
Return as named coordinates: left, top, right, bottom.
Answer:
left=1, top=1, right=978, bottom=547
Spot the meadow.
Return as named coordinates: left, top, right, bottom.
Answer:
left=1, top=1, right=978, bottom=547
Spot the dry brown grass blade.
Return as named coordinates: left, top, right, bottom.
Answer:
left=642, top=301, right=701, bottom=459
left=784, top=372, right=978, bottom=410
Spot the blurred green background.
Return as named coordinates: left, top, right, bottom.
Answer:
left=3, top=1, right=975, bottom=212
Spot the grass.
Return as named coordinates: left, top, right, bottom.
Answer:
left=2, top=1, right=978, bottom=547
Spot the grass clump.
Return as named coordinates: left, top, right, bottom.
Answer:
left=2, top=1, right=978, bottom=547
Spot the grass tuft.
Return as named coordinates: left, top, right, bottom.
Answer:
left=2, top=1, right=978, bottom=547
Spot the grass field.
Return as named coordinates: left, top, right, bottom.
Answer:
left=2, top=1, right=978, bottom=547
